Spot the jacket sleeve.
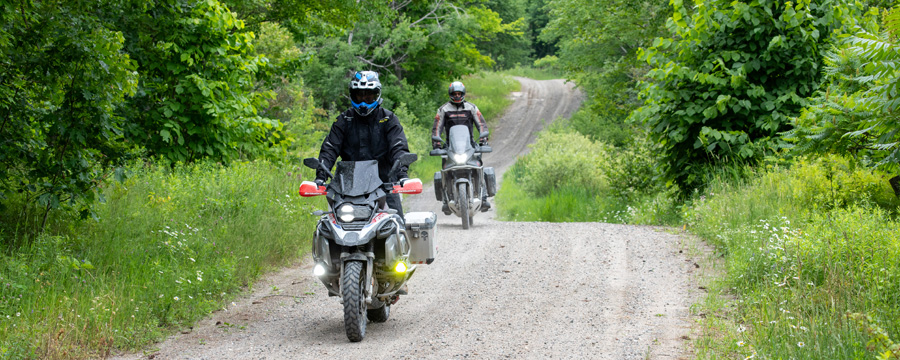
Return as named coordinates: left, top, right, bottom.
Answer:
left=317, top=116, right=345, bottom=180
left=472, top=104, right=489, bottom=137
left=432, top=106, right=444, bottom=138
left=387, top=113, right=411, bottom=179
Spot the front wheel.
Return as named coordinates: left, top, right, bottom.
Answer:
left=458, top=183, right=469, bottom=230
left=342, top=261, right=367, bottom=342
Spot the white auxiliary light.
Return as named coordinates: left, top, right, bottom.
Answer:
left=313, top=264, right=327, bottom=277
left=338, top=204, right=355, bottom=222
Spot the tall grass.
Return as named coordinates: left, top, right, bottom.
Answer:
left=0, top=160, right=319, bottom=359
left=688, top=157, right=900, bottom=359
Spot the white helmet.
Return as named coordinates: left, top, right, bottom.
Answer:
left=448, top=81, right=465, bottom=104
left=349, top=71, right=382, bottom=116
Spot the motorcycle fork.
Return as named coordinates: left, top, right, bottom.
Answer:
left=338, top=243, right=375, bottom=305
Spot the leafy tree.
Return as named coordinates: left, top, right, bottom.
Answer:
left=0, top=0, right=138, bottom=228
left=541, top=0, right=669, bottom=144
left=634, top=0, right=846, bottom=192
left=526, top=0, right=558, bottom=60
left=474, top=0, right=532, bottom=68
left=117, top=0, right=285, bottom=163
left=298, top=0, right=497, bottom=120
left=786, top=4, right=900, bottom=174
left=222, top=0, right=357, bottom=41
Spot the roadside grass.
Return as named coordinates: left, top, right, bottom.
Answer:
left=687, top=157, right=900, bottom=359
left=0, top=69, right=522, bottom=359
left=0, top=160, right=320, bottom=359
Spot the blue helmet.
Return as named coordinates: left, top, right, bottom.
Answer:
left=349, top=71, right=383, bottom=116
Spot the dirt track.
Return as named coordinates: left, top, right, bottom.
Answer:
left=113, top=78, right=698, bottom=360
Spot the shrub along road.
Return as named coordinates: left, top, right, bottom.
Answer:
left=113, top=78, right=700, bottom=359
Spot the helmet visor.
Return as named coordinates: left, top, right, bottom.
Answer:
left=450, top=91, right=464, bottom=103
left=350, top=89, right=379, bottom=105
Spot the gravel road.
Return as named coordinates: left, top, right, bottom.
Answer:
left=113, top=78, right=699, bottom=360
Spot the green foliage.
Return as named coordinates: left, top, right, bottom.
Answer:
left=525, top=0, right=558, bottom=59
left=496, top=169, right=625, bottom=222
left=686, top=156, right=900, bottom=359
left=635, top=0, right=846, bottom=193
left=516, top=127, right=610, bottom=196
left=119, top=0, right=284, bottom=164
left=0, top=160, right=317, bottom=358
left=542, top=0, right=669, bottom=164
left=785, top=154, right=900, bottom=210
left=222, top=0, right=356, bottom=39
left=0, top=0, right=139, bottom=230
left=568, top=103, right=633, bottom=147
left=472, top=1, right=532, bottom=69
left=297, top=0, right=499, bottom=117
left=786, top=6, right=900, bottom=170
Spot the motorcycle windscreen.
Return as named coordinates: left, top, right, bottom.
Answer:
left=447, top=125, right=474, bottom=154
left=331, top=160, right=383, bottom=197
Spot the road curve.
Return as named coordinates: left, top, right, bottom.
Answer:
left=113, top=77, right=698, bottom=360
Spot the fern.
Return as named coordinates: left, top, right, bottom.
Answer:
left=787, top=5, right=900, bottom=173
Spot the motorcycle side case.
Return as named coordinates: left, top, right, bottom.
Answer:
left=405, top=211, right=437, bottom=264
left=484, top=167, right=497, bottom=197
left=433, top=171, right=443, bottom=201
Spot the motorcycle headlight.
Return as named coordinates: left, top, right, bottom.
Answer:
left=336, top=204, right=371, bottom=222
left=452, top=153, right=467, bottom=164
left=337, top=204, right=355, bottom=222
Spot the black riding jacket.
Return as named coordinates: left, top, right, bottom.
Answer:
left=317, top=107, right=410, bottom=183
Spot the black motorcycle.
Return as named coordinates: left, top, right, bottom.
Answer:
left=299, top=153, right=436, bottom=342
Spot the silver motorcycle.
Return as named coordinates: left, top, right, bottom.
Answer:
left=430, top=125, right=497, bottom=229
left=299, top=153, right=436, bottom=342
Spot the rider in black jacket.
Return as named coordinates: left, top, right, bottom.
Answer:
left=315, top=70, right=411, bottom=217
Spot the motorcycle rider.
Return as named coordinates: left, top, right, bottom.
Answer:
left=432, top=81, right=491, bottom=214
left=315, top=70, right=411, bottom=218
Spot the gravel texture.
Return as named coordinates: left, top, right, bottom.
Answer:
left=112, top=78, right=699, bottom=360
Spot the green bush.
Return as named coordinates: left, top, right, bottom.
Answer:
left=532, top=55, right=558, bottom=70
left=784, top=155, right=900, bottom=211
left=605, top=135, right=663, bottom=200
left=517, top=128, right=610, bottom=197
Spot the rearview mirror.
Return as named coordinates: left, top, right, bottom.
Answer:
left=303, top=157, right=319, bottom=170
left=399, top=152, right=418, bottom=166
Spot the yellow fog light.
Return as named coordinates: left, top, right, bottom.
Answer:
left=394, top=261, right=408, bottom=273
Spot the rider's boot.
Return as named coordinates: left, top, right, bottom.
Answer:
left=481, top=196, right=491, bottom=212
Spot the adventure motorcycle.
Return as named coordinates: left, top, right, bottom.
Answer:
left=430, top=125, right=497, bottom=229
left=299, top=153, right=437, bottom=342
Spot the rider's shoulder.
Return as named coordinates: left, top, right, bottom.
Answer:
left=438, top=102, right=455, bottom=111
left=337, top=109, right=355, bottom=122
